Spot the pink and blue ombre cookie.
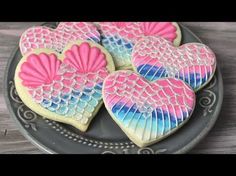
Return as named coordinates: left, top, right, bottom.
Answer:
left=20, top=22, right=101, bottom=56
left=15, top=40, right=115, bottom=132
left=102, top=70, right=195, bottom=147
left=132, top=36, right=216, bottom=92
left=96, top=22, right=181, bottom=69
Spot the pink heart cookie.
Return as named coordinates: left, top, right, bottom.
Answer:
left=20, top=22, right=100, bottom=55
left=103, top=70, right=195, bottom=147
left=15, top=40, right=115, bottom=132
left=96, top=22, right=182, bottom=69
left=132, top=36, right=216, bottom=92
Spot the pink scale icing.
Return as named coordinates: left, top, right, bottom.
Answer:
left=132, top=36, right=216, bottom=82
left=20, top=22, right=100, bottom=55
left=103, top=71, right=195, bottom=114
left=98, top=22, right=179, bottom=44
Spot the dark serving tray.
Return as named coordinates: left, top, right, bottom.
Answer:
left=4, top=22, right=223, bottom=154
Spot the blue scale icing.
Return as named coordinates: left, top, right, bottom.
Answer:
left=47, top=102, right=59, bottom=111
left=136, top=64, right=211, bottom=91
left=137, top=64, right=167, bottom=81
left=111, top=103, right=191, bottom=135
left=89, top=98, right=98, bottom=107
left=56, top=106, right=68, bottom=115
left=40, top=83, right=103, bottom=117
left=92, top=92, right=102, bottom=99
left=61, top=94, right=70, bottom=100
left=83, top=87, right=93, bottom=93
left=102, top=35, right=134, bottom=49
left=80, top=93, right=90, bottom=101
left=77, top=100, right=87, bottom=108
left=86, top=37, right=100, bottom=43
left=69, top=96, right=78, bottom=104
left=41, top=99, right=51, bottom=107
left=117, top=39, right=122, bottom=45
left=95, top=82, right=103, bottom=88
left=52, top=97, right=60, bottom=104
left=177, top=71, right=211, bottom=90
left=68, top=103, right=76, bottom=109
left=125, top=43, right=133, bottom=49
left=72, top=90, right=81, bottom=97
left=101, top=35, right=134, bottom=62
left=76, top=105, right=83, bottom=112
left=60, top=99, right=66, bottom=105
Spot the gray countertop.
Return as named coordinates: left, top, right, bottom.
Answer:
left=0, top=22, right=235, bottom=154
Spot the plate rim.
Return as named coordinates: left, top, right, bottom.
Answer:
left=3, top=23, right=224, bottom=154
left=4, top=45, right=56, bottom=154
left=173, top=24, right=224, bottom=153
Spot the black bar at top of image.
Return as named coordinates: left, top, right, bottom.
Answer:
left=0, top=1, right=235, bottom=21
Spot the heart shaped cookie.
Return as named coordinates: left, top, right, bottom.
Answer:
left=20, top=22, right=100, bottom=55
left=103, top=70, right=195, bottom=147
left=132, top=36, right=216, bottom=92
left=15, top=40, right=115, bottom=132
left=96, top=22, right=181, bottom=69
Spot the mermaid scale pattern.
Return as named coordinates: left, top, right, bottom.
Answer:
left=101, top=35, right=133, bottom=67
left=132, top=36, right=216, bottom=91
left=97, top=22, right=180, bottom=69
left=20, top=22, right=101, bottom=55
left=31, top=66, right=106, bottom=124
left=19, top=42, right=109, bottom=125
left=103, top=71, right=195, bottom=144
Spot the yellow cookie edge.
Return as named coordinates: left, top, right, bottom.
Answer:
left=172, top=22, right=182, bottom=46
left=15, top=40, right=115, bottom=132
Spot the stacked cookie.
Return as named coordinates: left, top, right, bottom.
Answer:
left=14, top=22, right=216, bottom=148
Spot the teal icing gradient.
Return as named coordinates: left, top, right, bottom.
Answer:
left=101, top=35, right=134, bottom=65
left=40, top=83, right=103, bottom=117
left=111, top=103, right=191, bottom=137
